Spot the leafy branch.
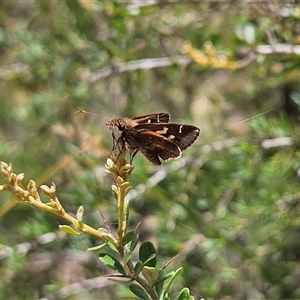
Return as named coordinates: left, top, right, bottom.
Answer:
left=0, top=143, right=198, bottom=299
left=0, top=162, right=111, bottom=241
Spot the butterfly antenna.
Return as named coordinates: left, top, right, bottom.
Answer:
left=75, top=110, right=111, bottom=121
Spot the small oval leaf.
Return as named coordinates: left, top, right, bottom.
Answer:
left=122, top=230, right=135, bottom=246
left=76, top=205, right=84, bottom=222
left=99, top=253, right=126, bottom=275
left=176, top=287, right=195, bottom=300
left=134, top=261, right=143, bottom=275
left=130, top=232, right=139, bottom=252
left=130, top=223, right=141, bottom=252
left=139, top=241, right=157, bottom=267
left=142, top=266, right=159, bottom=286
left=129, top=283, right=151, bottom=300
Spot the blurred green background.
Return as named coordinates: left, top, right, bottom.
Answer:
left=1, top=1, right=300, bottom=299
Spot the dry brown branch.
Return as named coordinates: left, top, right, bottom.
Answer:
left=90, top=55, right=192, bottom=81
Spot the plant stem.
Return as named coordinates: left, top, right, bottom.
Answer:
left=117, top=181, right=126, bottom=251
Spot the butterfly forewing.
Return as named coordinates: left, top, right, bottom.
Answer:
left=133, top=113, right=170, bottom=124
left=170, top=124, right=200, bottom=150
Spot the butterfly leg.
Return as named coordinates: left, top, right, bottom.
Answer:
left=129, top=148, right=139, bottom=165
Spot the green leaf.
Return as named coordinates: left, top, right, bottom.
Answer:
left=130, top=223, right=141, bottom=252
left=134, top=261, right=143, bottom=275
left=97, top=228, right=117, bottom=247
left=130, top=232, right=139, bottom=252
left=164, top=267, right=182, bottom=295
left=98, top=227, right=109, bottom=234
left=59, top=225, right=81, bottom=235
left=139, top=241, right=157, bottom=267
left=124, top=185, right=132, bottom=196
left=124, top=251, right=133, bottom=265
left=124, top=199, right=130, bottom=227
left=99, top=253, right=126, bottom=275
left=176, top=287, right=195, bottom=300
left=142, top=266, right=159, bottom=286
left=154, top=269, right=165, bottom=297
left=129, top=283, right=151, bottom=300
left=122, top=230, right=135, bottom=246
left=76, top=205, right=84, bottom=222
left=134, top=254, right=156, bottom=277
left=87, top=243, right=107, bottom=251
left=106, top=240, right=118, bottom=253
left=112, top=185, right=118, bottom=200
left=154, top=270, right=174, bottom=286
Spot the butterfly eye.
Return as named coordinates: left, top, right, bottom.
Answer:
left=118, top=122, right=126, bottom=131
